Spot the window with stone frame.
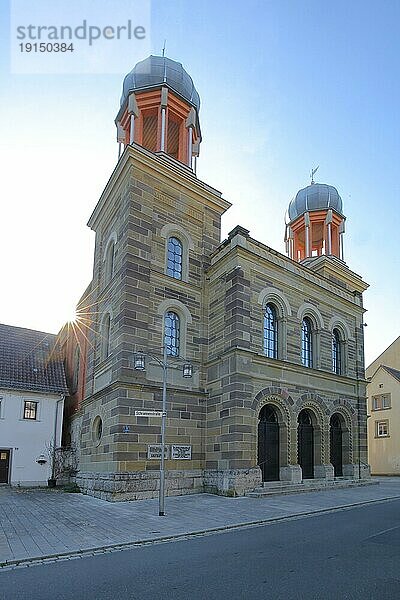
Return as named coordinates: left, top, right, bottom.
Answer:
left=104, top=240, right=115, bottom=284
left=101, top=313, right=112, bottom=360
left=23, top=400, right=38, bottom=420
left=167, top=236, right=183, bottom=280
left=164, top=311, right=180, bottom=357
left=375, top=420, right=389, bottom=437
left=372, top=393, right=391, bottom=411
left=263, top=303, right=278, bottom=359
left=332, top=328, right=342, bottom=374
left=301, top=317, right=313, bottom=367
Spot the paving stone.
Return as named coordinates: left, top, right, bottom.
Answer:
left=1, top=479, right=400, bottom=566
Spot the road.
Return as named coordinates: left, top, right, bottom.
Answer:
left=1, top=498, right=400, bottom=600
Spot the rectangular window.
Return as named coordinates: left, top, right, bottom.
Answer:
left=23, top=400, right=38, bottom=420
left=372, top=394, right=391, bottom=411
left=376, top=420, right=389, bottom=437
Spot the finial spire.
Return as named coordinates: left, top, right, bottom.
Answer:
left=162, top=39, right=166, bottom=57
left=310, top=165, right=319, bottom=184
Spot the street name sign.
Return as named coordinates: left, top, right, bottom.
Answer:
left=135, top=410, right=163, bottom=417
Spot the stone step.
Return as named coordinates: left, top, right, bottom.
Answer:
left=246, top=478, right=377, bottom=498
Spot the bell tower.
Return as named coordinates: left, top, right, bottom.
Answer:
left=115, top=56, right=202, bottom=170
left=285, top=182, right=346, bottom=262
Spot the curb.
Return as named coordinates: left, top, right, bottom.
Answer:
left=2, top=494, right=400, bottom=571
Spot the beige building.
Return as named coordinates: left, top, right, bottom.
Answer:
left=366, top=337, right=400, bottom=475
left=63, top=56, right=370, bottom=501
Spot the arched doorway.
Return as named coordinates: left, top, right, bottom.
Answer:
left=258, top=404, right=279, bottom=481
left=298, top=409, right=314, bottom=479
left=330, top=414, right=343, bottom=476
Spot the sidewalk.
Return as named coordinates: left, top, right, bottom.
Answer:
left=1, top=477, right=400, bottom=569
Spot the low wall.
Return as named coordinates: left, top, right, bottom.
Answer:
left=75, top=470, right=204, bottom=501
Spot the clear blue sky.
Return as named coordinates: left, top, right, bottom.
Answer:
left=0, top=0, right=399, bottom=365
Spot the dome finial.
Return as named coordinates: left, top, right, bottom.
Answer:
left=310, top=165, right=319, bottom=185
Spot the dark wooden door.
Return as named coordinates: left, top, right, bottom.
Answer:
left=298, top=410, right=314, bottom=479
left=258, top=421, right=280, bottom=481
left=258, top=405, right=280, bottom=482
left=330, top=416, right=343, bottom=476
left=0, top=450, right=10, bottom=484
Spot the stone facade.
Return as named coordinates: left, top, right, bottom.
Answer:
left=66, top=139, right=370, bottom=501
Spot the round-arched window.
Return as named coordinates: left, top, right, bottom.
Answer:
left=164, top=311, right=180, bottom=356
left=301, top=318, right=313, bottom=367
left=167, top=237, right=183, bottom=280
left=263, top=303, right=278, bottom=358
left=332, top=329, right=342, bottom=375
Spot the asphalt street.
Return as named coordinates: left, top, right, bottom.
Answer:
left=1, top=498, right=400, bottom=600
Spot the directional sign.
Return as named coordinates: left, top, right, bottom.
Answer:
left=135, top=410, right=163, bottom=418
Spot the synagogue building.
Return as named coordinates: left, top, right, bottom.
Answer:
left=61, top=56, right=370, bottom=500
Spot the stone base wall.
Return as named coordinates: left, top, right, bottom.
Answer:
left=75, top=469, right=204, bottom=501
left=203, top=467, right=262, bottom=497
left=343, top=462, right=371, bottom=479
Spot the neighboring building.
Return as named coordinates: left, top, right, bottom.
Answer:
left=64, top=55, right=370, bottom=500
left=0, top=324, right=68, bottom=486
left=366, top=336, right=400, bottom=475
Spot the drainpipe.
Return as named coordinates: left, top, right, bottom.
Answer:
left=52, top=395, right=64, bottom=480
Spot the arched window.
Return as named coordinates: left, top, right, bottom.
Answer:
left=301, top=317, right=313, bottom=367
left=263, top=303, right=278, bottom=358
left=167, top=237, right=183, bottom=280
left=101, top=313, right=111, bottom=360
left=332, top=329, right=342, bottom=375
left=105, top=242, right=115, bottom=284
left=164, top=311, right=180, bottom=356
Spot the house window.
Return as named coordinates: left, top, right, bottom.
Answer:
left=372, top=394, right=391, bottom=411
left=24, top=401, right=38, bottom=420
left=301, top=317, right=313, bottom=367
left=167, top=237, right=183, bottom=280
left=263, top=303, right=278, bottom=358
left=376, top=420, right=389, bottom=437
left=164, top=311, right=180, bottom=356
left=332, top=329, right=342, bottom=374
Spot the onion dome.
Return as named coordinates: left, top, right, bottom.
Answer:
left=120, top=55, right=200, bottom=111
left=288, top=183, right=343, bottom=222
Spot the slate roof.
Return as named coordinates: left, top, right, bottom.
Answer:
left=0, top=323, right=68, bottom=394
left=381, top=365, right=400, bottom=383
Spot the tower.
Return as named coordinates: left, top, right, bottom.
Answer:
left=115, top=56, right=201, bottom=169
left=285, top=182, right=345, bottom=262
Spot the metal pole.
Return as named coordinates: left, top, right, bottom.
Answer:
left=159, top=344, right=168, bottom=516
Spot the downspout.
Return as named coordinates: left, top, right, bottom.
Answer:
left=52, top=395, right=64, bottom=480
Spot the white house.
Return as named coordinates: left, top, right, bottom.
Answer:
left=0, top=324, right=68, bottom=486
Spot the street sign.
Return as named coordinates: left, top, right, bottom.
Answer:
left=171, top=445, right=192, bottom=460
left=147, top=445, right=169, bottom=459
left=135, top=410, right=163, bottom=418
